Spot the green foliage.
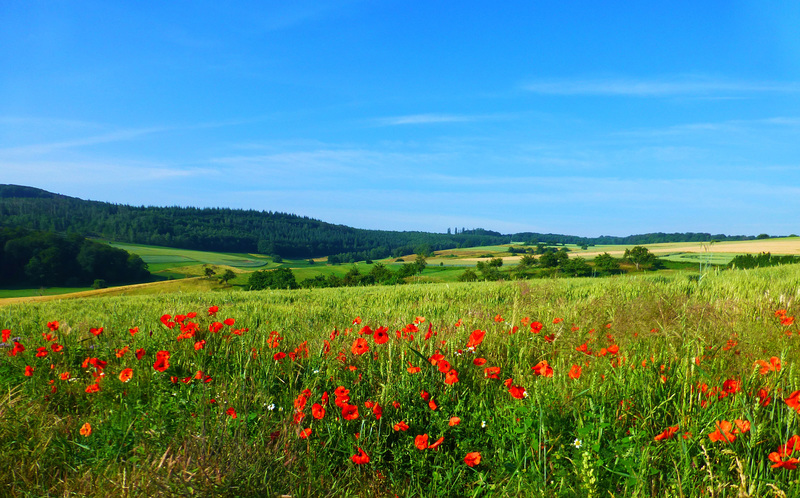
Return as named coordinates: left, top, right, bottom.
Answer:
left=219, top=269, right=237, bottom=284
left=458, top=268, right=479, bottom=282
left=593, top=252, right=621, bottom=274
left=539, top=248, right=569, bottom=268
left=560, top=257, right=591, bottom=277
left=0, top=226, right=149, bottom=287
left=728, top=252, right=800, bottom=269
left=624, top=245, right=658, bottom=271
left=248, top=268, right=299, bottom=290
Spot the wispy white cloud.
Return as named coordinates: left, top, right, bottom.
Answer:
left=376, top=113, right=479, bottom=126
left=0, top=127, right=168, bottom=156
left=523, top=77, right=800, bottom=96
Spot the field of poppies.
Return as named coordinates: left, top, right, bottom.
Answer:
left=4, top=266, right=800, bottom=497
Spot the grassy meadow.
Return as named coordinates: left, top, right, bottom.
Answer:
left=4, top=266, right=800, bottom=496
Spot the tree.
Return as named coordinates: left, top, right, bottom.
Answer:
left=458, top=268, right=478, bottom=282
left=414, top=253, right=427, bottom=274
left=204, top=266, right=216, bottom=278
left=623, top=246, right=656, bottom=271
left=369, top=262, right=392, bottom=284
left=561, top=257, right=591, bottom=277
left=593, top=253, right=620, bottom=274
left=219, top=269, right=237, bottom=284
left=539, top=249, right=569, bottom=268
left=248, top=268, right=298, bottom=290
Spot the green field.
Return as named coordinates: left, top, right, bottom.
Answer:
left=0, top=287, right=92, bottom=299
left=5, top=266, right=800, bottom=495
left=6, top=237, right=800, bottom=300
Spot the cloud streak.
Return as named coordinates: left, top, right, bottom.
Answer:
left=375, top=113, right=480, bottom=126
left=523, top=77, right=800, bottom=97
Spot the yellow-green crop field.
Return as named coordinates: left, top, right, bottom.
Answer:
left=6, top=265, right=800, bottom=496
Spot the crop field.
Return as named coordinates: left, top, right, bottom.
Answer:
left=4, top=266, right=800, bottom=496
left=105, top=242, right=273, bottom=278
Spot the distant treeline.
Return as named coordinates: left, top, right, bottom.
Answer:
left=0, top=226, right=150, bottom=287
left=727, top=252, right=800, bottom=269
left=1, top=184, right=761, bottom=259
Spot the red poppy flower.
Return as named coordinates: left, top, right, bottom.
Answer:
left=299, top=428, right=312, bottom=439
left=708, top=420, right=736, bottom=443
left=209, top=322, right=224, bottom=333
left=208, top=305, right=219, bottom=316
left=407, top=362, right=421, bottom=374
left=444, top=369, right=459, bottom=385
left=312, top=403, right=325, bottom=419
left=415, top=434, right=429, bottom=450
left=568, top=364, right=582, bottom=380
left=350, top=447, right=369, bottom=464
left=342, top=404, right=359, bottom=421
left=654, top=425, right=679, bottom=441
left=769, top=452, right=800, bottom=470
left=464, top=452, right=481, bottom=467
left=226, top=407, right=237, bottom=419
left=428, top=436, right=444, bottom=450
left=473, top=357, right=486, bottom=366
left=373, top=327, right=389, bottom=345
left=273, top=352, right=286, bottom=361
left=372, top=403, right=383, bottom=420
left=437, top=359, right=451, bottom=373
left=80, top=423, right=92, bottom=437
left=531, top=360, right=553, bottom=377
left=118, top=368, right=133, bottom=383
left=223, top=318, right=235, bottom=326
left=734, top=419, right=750, bottom=434
left=1, top=329, right=10, bottom=343
left=755, top=357, right=782, bottom=375
left=60, top=371, right=70, bottom=381
left=393, top=421, right=409, bottom=431
left=85, top=383, right=100, bottom=394
left=11, top=341, right=25, bottom=356
left=35, top=347, right=48, bottom=358
left=135, top=348, right=146, bottom=360
left=24, top=365, right=33, bottom=376
left=778, top=435, right=800, bottom=457
left=466, top=330, right=486, bottom=349
left=294, top=394, right=308, bottom=411
left=153, top=350, right=171, bottom=372
left=351, top=338, right=369, bottom=356
left=757, top=387, right=772, bottom=407
left=508, top=385, right=527, bottom=399
left=530, top=321, right=543, bottom=334
left=484, top=366, right=500, bottom=379
left=786, top=391, right=800, bottom=413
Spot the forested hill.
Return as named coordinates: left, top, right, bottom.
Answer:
left=0, top=185, right=511, bottom=259
left=0, top=185, right=757, bottom=260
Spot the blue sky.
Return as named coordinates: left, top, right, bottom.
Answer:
left=2, top=1, right=800, bottom=236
